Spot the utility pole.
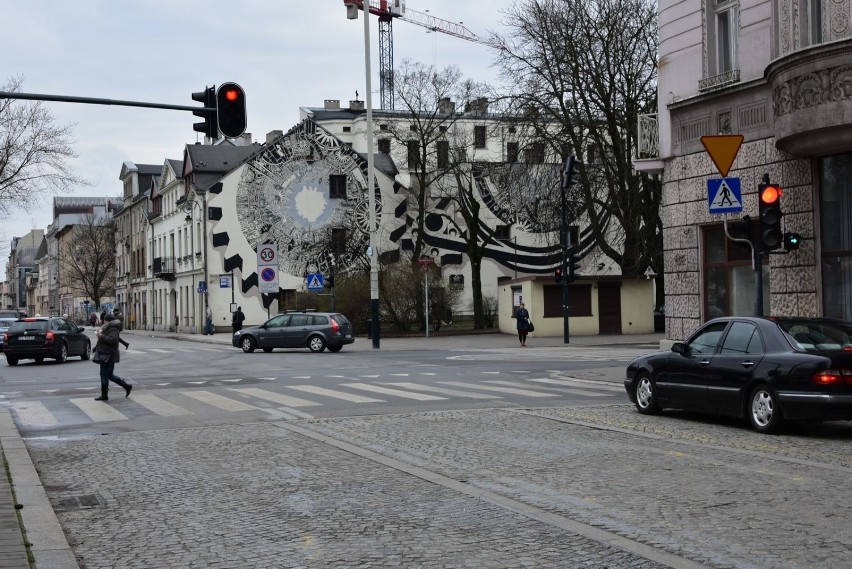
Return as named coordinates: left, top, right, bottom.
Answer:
left=561, top=156, right=577, bottom=344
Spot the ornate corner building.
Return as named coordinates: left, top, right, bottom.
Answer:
left=635, top=0, right=852, bottom=339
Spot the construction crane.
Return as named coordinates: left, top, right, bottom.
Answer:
left=343, top=0, right=496, bottom=110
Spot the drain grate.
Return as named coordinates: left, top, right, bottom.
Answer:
left=54, top=494, right=103, bottom=512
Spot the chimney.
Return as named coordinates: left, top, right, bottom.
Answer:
left=438, top=97, right=456, bottom=115
left=465, top=97, right=489, bottom=116
left=324, top=99, right=341, bottom=110
left=349, top=100, right=365, bottom=111
left=266, top=130, right=283, bottom=144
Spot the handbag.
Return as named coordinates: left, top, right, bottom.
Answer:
left=92, top=348, right=110, bottom=364
left=527, top=321, right=535, bottom=333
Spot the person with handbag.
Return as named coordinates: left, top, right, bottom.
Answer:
left=93, top=312, right=132, bottom=402
left=513, top=302, right=531, bottom=347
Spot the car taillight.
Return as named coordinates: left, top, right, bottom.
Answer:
left=45, top=330, right=55, bottom=345
left=330, top=318, right=340, bottom=333
left=2, top=332, right=6, bottom=343
left=811, top=369, right=852, bottom=385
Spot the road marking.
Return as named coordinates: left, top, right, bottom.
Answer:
left=181, top=391, right=261, bottom=412
left=131, top=393, right=193, bottom=417
left=344, top=383, right=446, bottom=401
left=384, top=382, right=502, bottom=399
left=488, top=379, right=613, bottom=398
left=528, top=377, right=625, bottom=392
left=70, top=398, right=129, bottom=422
left=230, top=388, right=320, bottom=408
left=257, top=377, right=277, bottom=381
left=439, top=381, right=558, bottom=398
left=11, top=401, right=57, bottom=426
left=221, top=379, right=243, bottom=383
left=187, top=381, right=207, bottom=385
left=288, top=385, right=384, bottom=403
left=482, top=371, right=501, bottom=374
left=389, top=373, right=409, bottom=377
left=147, top=348, right=173, bottom=354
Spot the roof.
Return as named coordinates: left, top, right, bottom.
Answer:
left=183, top=143, right=261, bottom=190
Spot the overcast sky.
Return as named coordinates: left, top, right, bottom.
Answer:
left=1, top=0, right=515, bottom=257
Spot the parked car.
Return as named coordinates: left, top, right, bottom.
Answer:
left=624, top=316, right=852, bottom=433
left=232, top=311, right=355, bottom=353
left=4, top=316, right=91, bottom=365
left=653, top=305, right=665, bottom=333
left=0, top=318, right=17, bottom=351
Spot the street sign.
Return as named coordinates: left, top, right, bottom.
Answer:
left=219, top=274, right=231, bottom=288
left=258, top=266, right=279, bottom=293
left=306, top=273, right=325, bottom=291
left=418, top=256, right=434, bottom=266
left=700, top=135, right=744, bottom=177
left=708, top=177, right=743, bottom=214
left=197, top=281, right=208, bottom=294
left=257, top=244, right=278, bottom=267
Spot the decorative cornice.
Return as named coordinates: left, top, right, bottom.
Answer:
left=773, top=64, right=852, bottom=117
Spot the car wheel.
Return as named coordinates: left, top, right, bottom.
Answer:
left=6, top=357, right=18, bottom=366
left=240, top=336, right=257, bottom=353
left=634, top=374, right=661, bottom=415
left=749, top=384, right=783, bottom=434
left=262, top=347, right=273, bottom=353
left=328, top=345, right=343, bottom=353
left=81, top=341, right=91, bottom=360
left=308, top=335, right=326, bottom=353
left=56, top=343, right=67, bottom=364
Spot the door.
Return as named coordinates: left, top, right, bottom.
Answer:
left=284, top=313, right=312, bottom=347
left=598, top=282, right=622, bottom=334
left=707, top=321, right=764, bottom=414
left=257, top=315, right=290, bottom=348
left=657, top=321, right=729, bottom=407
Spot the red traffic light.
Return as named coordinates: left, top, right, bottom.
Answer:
left=760, top=184, right=782, bottom=205
left=223, top=88, right=240, bottom=102
left=216, top=82, right=247, bottom=138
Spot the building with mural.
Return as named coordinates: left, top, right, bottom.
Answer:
left=635, top=1, right=852, bottom=340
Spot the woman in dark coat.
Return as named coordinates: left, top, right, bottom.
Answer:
left=513, top=302, right=531, bottom=347
left=93, top=313, right=132, bottom=401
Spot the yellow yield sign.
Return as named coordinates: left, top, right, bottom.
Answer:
left=700, top=135, right=744, bottom=178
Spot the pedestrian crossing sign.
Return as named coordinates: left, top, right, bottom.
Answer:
left=708, top=177, right=742, bottom=214
left=306, top=273, right=325, bottom=291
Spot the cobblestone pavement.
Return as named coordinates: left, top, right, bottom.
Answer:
left=23, top=403, right=852, bottom=569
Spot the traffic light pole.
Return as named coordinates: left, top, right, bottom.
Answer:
left=0, top=91, right=211, bottom=113
left=561, top=156, right=576, bottom=345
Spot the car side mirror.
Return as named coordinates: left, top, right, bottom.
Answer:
left=671, top=342, right=688, bottom=356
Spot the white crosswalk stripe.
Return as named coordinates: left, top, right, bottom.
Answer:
left=343, top=383, right=446, bottom=401
left=488, top=379, right=612, bottom=398
left=383, top=382, right=502, bottom=399
left=230, top=388, right=320, bottom=408
left=287, top=385, right=385, bottom=403
left=70, top=398, right=129, bottom=422
left=181, top=390, right=261, bottom=412
left=12, top=401, right=57, bottom=426
left=438, top=381, right=559, bottom=398
left=131, top=393, right=193, bottom=417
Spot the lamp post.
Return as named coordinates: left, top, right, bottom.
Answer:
left=347, top=1, right=381, bottom=348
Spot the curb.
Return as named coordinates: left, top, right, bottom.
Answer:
left=0, top=409, right=79, bottom=569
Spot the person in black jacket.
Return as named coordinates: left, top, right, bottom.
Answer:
left=112, top=309, right=130, bottom=349
left=232, top=306, right=246, bottom=333
left=513, top=302, right=531, bottom=347
left=93, top=313, right=132, bottom=402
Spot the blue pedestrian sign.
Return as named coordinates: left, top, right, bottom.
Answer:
left=197, top=280, right=208, bottom=294
left=708, top=178, right=742, bottom=214
left=306, top=273, right=325, bottom=291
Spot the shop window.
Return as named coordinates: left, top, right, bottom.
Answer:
left=819, top=153, right=852, bottom=320
left=703, top=224, right=767, bottom=319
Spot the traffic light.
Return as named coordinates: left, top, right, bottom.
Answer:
left=217, top=82, right=247, bottom=138
left=554, top=266, right=563, bottom=283
left=326, top=275, right=335, bottom=288
left=784, top=231, right=802, bottom=251
left=567, top=250, right=582, bottom=283
left=758, top=182, right=783, bottom=251
left=561, top=155, right=576, bottom=190
left=192, top=86, right=218, bottom=140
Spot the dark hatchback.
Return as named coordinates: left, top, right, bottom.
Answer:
left=625, top=316, right=852, bottom=433
left=232, top=311, right=355, bottom=353
left=4, top=316, right=91, bottom=365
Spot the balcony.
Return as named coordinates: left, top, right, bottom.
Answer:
left=633, top=113, right=664, bottom=174
left=153, top=256, right=176, bottom=281
left=766, top=39, right=852, bottom=157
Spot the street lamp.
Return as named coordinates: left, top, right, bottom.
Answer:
left=347, top=1, right=381, bottom=348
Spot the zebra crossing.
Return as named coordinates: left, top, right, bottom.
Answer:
left=8, top=372, right=625, bottom=430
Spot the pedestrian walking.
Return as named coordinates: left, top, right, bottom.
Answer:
left=232, top=306, right=245, bottom=333
left=89, top=312, right=98, bottom=326
left=112, top=309, right=130, bottom=349
left=204, top=305, right=214, bottom=335
left=513, top=302, right=531, bottom=347
left=93, top=312, right=132, bottom=401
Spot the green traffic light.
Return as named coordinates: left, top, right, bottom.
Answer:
left=784, top=232, right=802, bottom=251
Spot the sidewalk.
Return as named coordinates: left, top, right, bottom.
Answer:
left=0, top=329, right=664, bottom=568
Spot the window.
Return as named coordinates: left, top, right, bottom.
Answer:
left=524, top=142, right=545, bottom=164
left=720, top=322, right=763, bottom=354
left=494, top=225, right=510, bottom=241
left=819, top=153, right=852, bottom=320
left=329, top=174, right=347, bottom=199
left=407, top=140, right=420, bottom=168
left=439, top=126, right=447, bottom=133
left=687, top=321, right=728, bottom=354
left=331, top=227, right=347, bottom=254
left=409, top=125, right=417, bottom=132
left=377, top=139, right=391, bottom=154
left=343, top=126, right=351, bottom=133
left=380, top=124, right=388, bottom=131
left=290, top=314, right=310, bottom=327
left=714, top=1, right=738, bottom=74
left=543, top=284, right=592, bottom=317
left=809, top=0, right=823, bottom=45
left=437, top=140, right=449, bottom=168
left=474, top=125, right=486, bottom=149
left=703, top=224, right=768, bottom=320
left=507, top=142, right=519, bottom=163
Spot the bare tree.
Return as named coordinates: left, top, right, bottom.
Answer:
left=492, top=0, right=661, bottom=285
left=0, top=75, right=89, bottom=222
left=55, top=213, right=116, bottom=311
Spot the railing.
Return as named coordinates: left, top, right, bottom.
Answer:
left=636, top=113, right=659, bottom=159
left=698, top=69, right=740, bottom=92
left=153, top=256, right=176, bottom=275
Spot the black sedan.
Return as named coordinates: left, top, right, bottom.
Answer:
left=4, top=316, right=92, bottom=365
left=624, top=317, right=852, bottom=433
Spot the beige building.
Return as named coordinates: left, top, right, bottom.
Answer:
left=635, top=1, right=852, bottom=339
